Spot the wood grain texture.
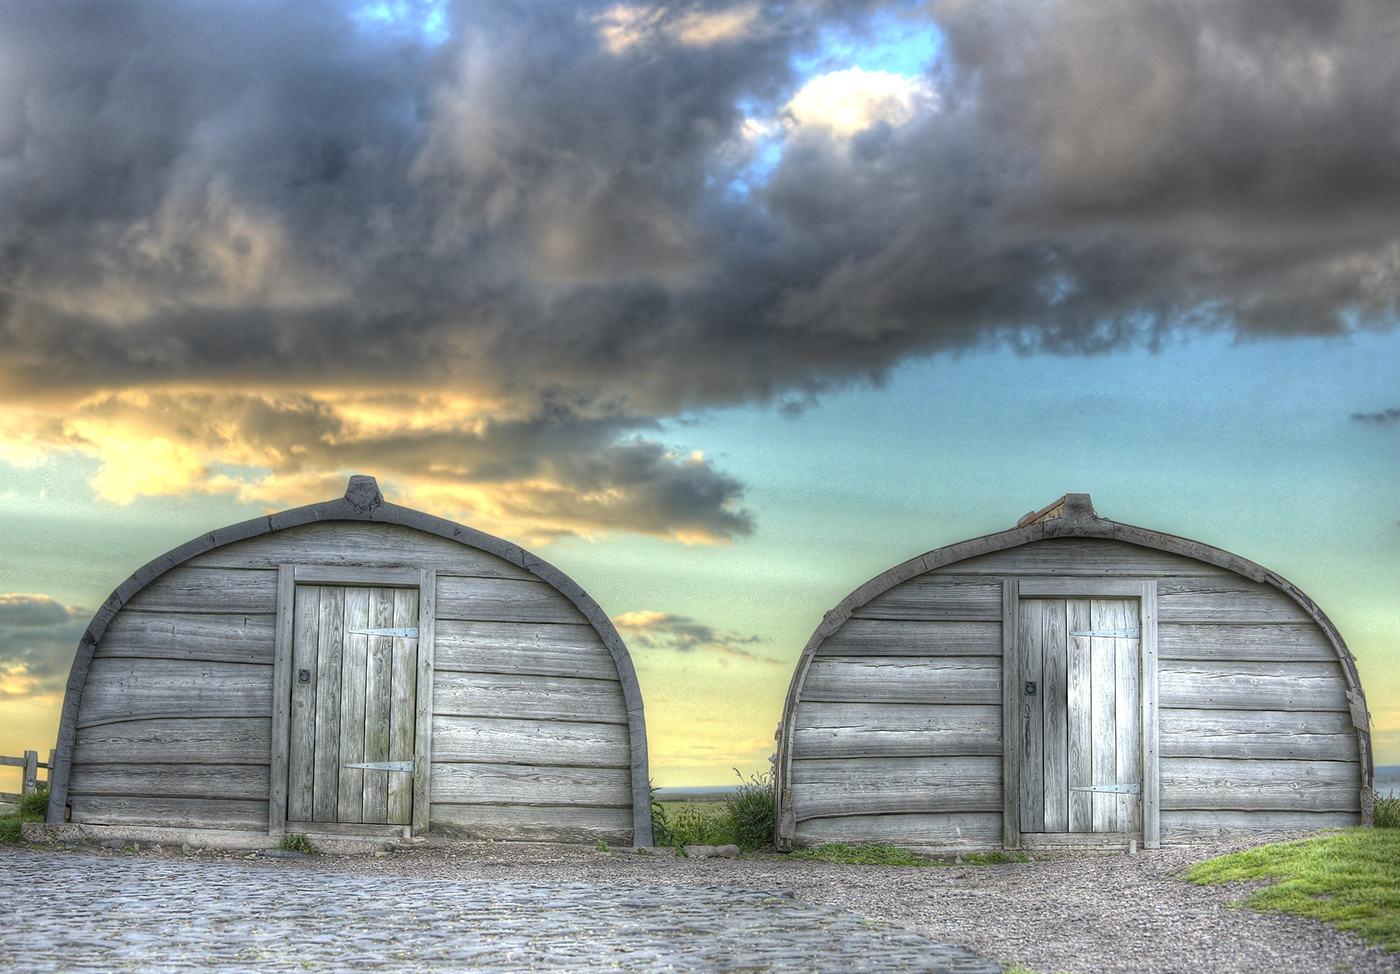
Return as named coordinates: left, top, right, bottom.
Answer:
left=1141, top=580, right=1160, bottom=849
left=1160, top=709, right=1361, bottom=761
left=337, top=587, right=371, bottom=823
left=69, top=795, right=268, bottom=831
left=361, top=588, right=395, bottom=825
left=816, top=620, right=1003, bottom=657
left=430, top=803, right=633, bottom=843
left=936, top=539, right=1231, bottom=578
left=408, top=573, right=428, bottom=834
left=1158, top=623, right=1338, bottom=662
left=429, top=762, right=632, bottom=806
left=269, top=564, right=295, bottom=836
left=1019, top=599, right=1045, bottom=833
left=312, top=586, right=345, bottom=822
left=798, top=657, right=1002, bottom=705
left=790, top=756, right=1002, bottom=819
left=287, top=585, right=320, bottom=823
left=186, top=521, right=537, bottom=580
left=126, top=567, right=278, bottom=614
left=1157, top=578, right=1313, bottom=624
left=68, top=763, right=270, bottom=801
left=72, top=718, right=270, bottom=765
left=436, top=575, right=588, bottom=625
left=1159, top=758, right=1361, bottom=813
left=790, top=703, right=1002, bottom=759
left=94, top=611, right=276, bottom=664
left=1089, top=602, right=1121, bottom=833
left=1066, top=601, right=1092, bottom=833
left=77, top=658, right=272, bottom=728
left=433, top=715, right=632, bottom=767
left=1160, top=809, right=1363, bottom=841
left=434, top=672, right=629, bottom=723
left=1042, top=600, right=1069, bottom=833
left=434, top=620, right=618, bottom=680
left=1158, top=661, right=1349, bottom=712
left=850, top=578, right=1003, bottom=622
left=792, top=812, right=1002, bottom=849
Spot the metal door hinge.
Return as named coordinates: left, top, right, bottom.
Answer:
left=1069, top=628, right=1141, bottom=639
left=342, top=761, right=414, bottom=773
left=347, top=627, right=419, bottom=638
left=1070, top=782, right=1142, bottom=794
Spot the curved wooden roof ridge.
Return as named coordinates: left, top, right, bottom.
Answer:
left=49, top=475, right=652, bottom=842
left=777, top=493, right=1374, bottom=800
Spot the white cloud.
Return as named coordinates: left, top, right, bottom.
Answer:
left=784, top=68, right=937, bottom=137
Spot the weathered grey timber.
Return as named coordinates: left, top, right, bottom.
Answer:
left=775, top=494, right=1372, bottom=851
left=48, top=476, right=652, bottom=847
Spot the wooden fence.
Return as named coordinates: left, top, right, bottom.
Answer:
left=1, top=750, right=55, bottom=804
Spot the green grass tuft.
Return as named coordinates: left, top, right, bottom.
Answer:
left=1, top=788, right=48, bottom=844
left=1184, top=829, right=1400, bottom=950
left=276, top=832, right=317, bottom=855
left=965, top=850, right=1031, bottom=865
left=1375, top=794, right=1400, bottom=829
left=788, top=843, right=929, bottom=866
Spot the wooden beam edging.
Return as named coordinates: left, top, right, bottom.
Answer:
left=48, top=475, right=653, bottom=845
left=772, top=502, right=1374, bottom=844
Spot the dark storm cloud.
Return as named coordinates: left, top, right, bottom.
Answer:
left=611, top=610, right=778, bottom=662
left=1352, top=408, right=1400, bottom=426
left=2, top=0, right=1398, bottom=536
left=0, top=595, right=89, bottom=699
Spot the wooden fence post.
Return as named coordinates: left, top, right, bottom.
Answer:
left=48, top=749, right=56, bottom=790
left=23, top=751, right=38, bottom=795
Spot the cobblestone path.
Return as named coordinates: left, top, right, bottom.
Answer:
left=0, top=850, right=1001, bottom=973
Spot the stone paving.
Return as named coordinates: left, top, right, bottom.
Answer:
left=0, top=849, right=1001, bottom=973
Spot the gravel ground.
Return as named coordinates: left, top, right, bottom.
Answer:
left=11, top=836, right=1400, bottom=974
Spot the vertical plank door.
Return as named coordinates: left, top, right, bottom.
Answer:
left=286, top=585, right=420, bottom=825
left=1019, top=598, right=1142, bottom=834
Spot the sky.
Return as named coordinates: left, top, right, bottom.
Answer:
left=1, top=0, right=1397, bottom=791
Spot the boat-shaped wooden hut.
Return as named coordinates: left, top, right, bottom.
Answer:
left=775, top=494, right=1373, bottom=851
left=46, top=476, right=652, bottom=848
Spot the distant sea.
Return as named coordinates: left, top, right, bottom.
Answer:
left=1376, top=765, right=1400, bottom=798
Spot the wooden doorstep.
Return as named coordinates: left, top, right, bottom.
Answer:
left=1019, top=832, right=1143, bottom=850
left=283, top=821, right=406, bottom=838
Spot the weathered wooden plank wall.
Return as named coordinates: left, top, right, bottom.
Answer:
left=786, top=537, right=1364, bottom=849
left=65, top=520, right=637, bottom=843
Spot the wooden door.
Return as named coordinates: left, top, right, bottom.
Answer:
left=1018, top=598, right=1142, bottom=834
left=287, top=585, right=420, bottom=825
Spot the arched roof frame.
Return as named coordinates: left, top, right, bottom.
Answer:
left=49, top=476, right=652, bottom=844
left=776, top=494, right=1374, bottom=826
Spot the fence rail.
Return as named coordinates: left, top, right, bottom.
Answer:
left=1, top=750, right=55, bottom=804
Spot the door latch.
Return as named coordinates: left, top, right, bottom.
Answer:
left=1025, top=681, right=1037, bottom=696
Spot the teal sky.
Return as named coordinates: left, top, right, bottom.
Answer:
left=1, top=0, right=1399, bottom=789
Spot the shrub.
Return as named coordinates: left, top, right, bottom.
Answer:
left=1, top=788, right=49, bottom=845
left=1375, top=793, right=1399, bottom=829
left=276, top=833, right=317, bottom=854
left=726, top=768, right=775, bottom=850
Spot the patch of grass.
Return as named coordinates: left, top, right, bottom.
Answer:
left=659, top=801, right=737, bottom=848
left=1184, top=829, right=1400, bottom=950
left=276, top=833, right=317, bottom=855
left=788, top=843, right=930, bottom=866
left=1375, top=793, right=1400, bottom=829
left=649, top=769, right=776, bottom=851
left=965, top=851, right=1031, bottom=865
left=0, top=789, right=48, bottom=845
